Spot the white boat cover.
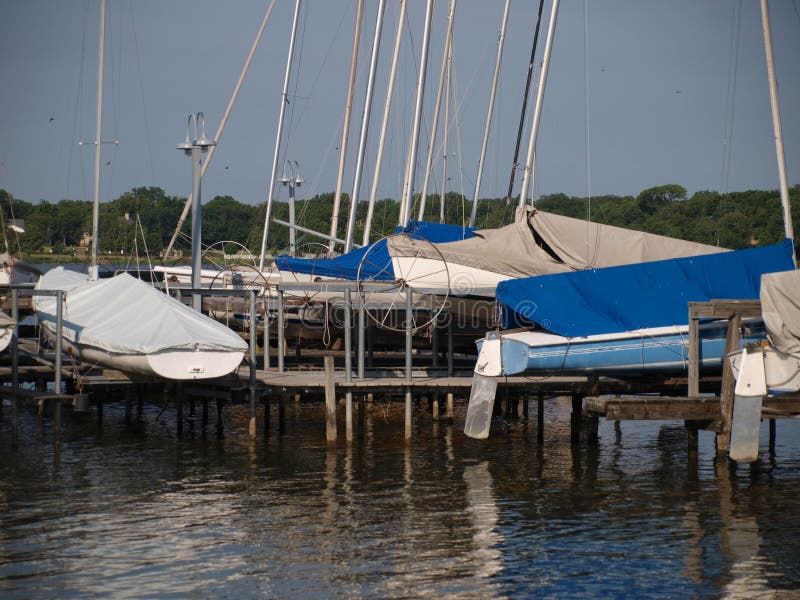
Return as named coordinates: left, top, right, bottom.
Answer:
left=761, top=268, right=800, bottom=356
left=34, top=268, right=248, bottom=355
left=0, top=310, right=15, bottom=328
left=388, top=206, right=726, bottom=278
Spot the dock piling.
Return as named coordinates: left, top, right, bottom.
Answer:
left=324, top=355, right=337, bottom=442
left=716, top=314, right=742, bottom=455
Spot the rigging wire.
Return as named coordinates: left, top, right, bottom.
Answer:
left=129, top=0, right=156, bottom=186
left=66, top=0, right=91, bottom=202
left=718, top=0, right=742, bottom=247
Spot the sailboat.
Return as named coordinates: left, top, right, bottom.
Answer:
left=387, top=206, right=725, bottom=297
left=33, top=0, right=247, bottom=381
left=474, top=241, right=794, bottom=378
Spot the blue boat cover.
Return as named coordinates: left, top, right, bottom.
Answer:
left=276, top=221, right=475, bottom=281
left=497, top=239, right=796, bottom=336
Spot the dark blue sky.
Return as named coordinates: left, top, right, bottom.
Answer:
left=1, top=0, right=798, bottom=217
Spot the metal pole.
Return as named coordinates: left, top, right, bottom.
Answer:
left=344, top=0, right=386, bottom=253
left=11, top=288, right=18, bottom=400
left=329, top=0, right=365, bottom=253
left=166, top=0, right=278, bottom=260
left=263, top=299, right=271, bottom=369
left=277, top=290, right=285, bottom=373
left=288, top=175, right=297, bottom=256
left=447, top=313, right=454, bottom=377
left=401, top=0, right=435, bottom=227
left=89, top=0, right=106, bottom=281
left=55, top=290, right=63, bottom=394
left=363, top=0, right=407, bottom=245
left=190, top=144, right=202, bottom=312
left=405, top=286, right=413, bottom=383
left=358, top=294, right=365, bottom=378
left=519, top=0, right=559, bottom=208
left=249, top=291, right=257, bottom=439
left=259, top=0, right=302, bottom=269
left=418, top=0, right=456, bottom=221
left=470, top=0, right=511, bottom=226
left=344, top=289, right=353, bottom=383
left=760, top=0, right=794, bottom=249
left=440, top=37, right=452, bottom=224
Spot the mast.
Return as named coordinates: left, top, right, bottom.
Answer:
left=328, top=0, right=365, bottom=253
left=519, top=0, right=559, bottom=208
left=400, top=0, right=435, bottom=227
left=760, top=0, right=794, bottom=247
left=417, top=0, right=456, bottom=222
left=89, top=0, right=106, bottom=281
left=344, top=0, right=386, bottom=253
left=469, top=0, right=510, bottom=227
left=166, top=0, right=277, bottom=262
left=258, top=0, right=301, bottom=270
left=363, top=0, right=407, bottom=245
left=505, top=0, right=545, bottom=206
left=440, top=36, right=452, bottom=224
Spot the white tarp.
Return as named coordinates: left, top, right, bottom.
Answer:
left=388, top=207, right=727, bottom=278
left=761, top=268, right=800, bottom=356
left=34, top=268, right=248, bottom=355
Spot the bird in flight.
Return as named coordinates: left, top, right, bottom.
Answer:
left=105, top=160, right=111, bottom=166
left=49, top=117, right=55, bottom=122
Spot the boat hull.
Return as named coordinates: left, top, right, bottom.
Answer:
left=476, top=321, right=768, bottom=377
left=42, top=324, right=244, bottom=380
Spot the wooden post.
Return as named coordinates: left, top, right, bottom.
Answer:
left=446, top=391, right=454, bottom=421
left=54, top=400, right=62, bottom=449
left=716, top=314, right=742, bottom=455
left=176, top=384, right=184, bottom=437
left=96, top=393, right=104, bottom=427
left=324, top=355, right=337, bottom=443
left=570, top=395, right=582, bottom=444
left=687, top=420, right=699, bottom=454
left=358, top=394, right=366, bottom=441
left=278, top=393, right=286, bottom=434
left=263, top=394, right=271, bottom=435
left=405, top=389, right=412, bottom=442
left=202, top=398, right=209, bottom=429
left=216, top=398, right=224, bottom=439
left=432, top=393, right=440, bottom=421
left=769, top=418, right=776, bottom=450
left=537, top=394, right=545, bottom=445
left=587, top=415, right=599, bottom=445
left=688, top=309, right=700, bottom=397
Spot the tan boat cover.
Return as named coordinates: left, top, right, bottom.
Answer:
left=388, top=207, right=726, bottom=278
left=761, top=269, right=800, bottom=355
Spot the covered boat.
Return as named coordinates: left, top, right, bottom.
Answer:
left=34, top=268, right=248, bottom=380
left=475, top=240, right=795, bottom=377
left=387, top=207, right=727, bottom=296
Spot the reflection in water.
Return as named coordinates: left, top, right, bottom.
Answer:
left=463, top=462, right=503, bottom=580
left=1, top=399, right=800, bottom=598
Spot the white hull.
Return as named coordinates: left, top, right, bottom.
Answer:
left=390, top=255, right=511, bottom=296
left=43, top=327, right=244, bottom=379
left=35, top=269, right=248, bottom=381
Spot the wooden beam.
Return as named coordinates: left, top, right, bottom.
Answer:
left=716, top=314, right=742, bottom=455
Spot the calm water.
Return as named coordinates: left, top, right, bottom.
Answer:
left=2, top=395, right=800, bottom=599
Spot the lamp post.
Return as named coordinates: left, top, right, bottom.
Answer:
left=277, top=161, right=303, bottom=257
left=177, top=112, right=216, bottom=311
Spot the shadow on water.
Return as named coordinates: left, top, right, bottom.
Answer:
left=1, top=392, right=800, bottom=598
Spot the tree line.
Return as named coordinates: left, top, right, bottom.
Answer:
left=1, top=183, right=798, bottom=260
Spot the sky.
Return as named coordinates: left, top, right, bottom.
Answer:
left=1, top=0, right=799, bottom=219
